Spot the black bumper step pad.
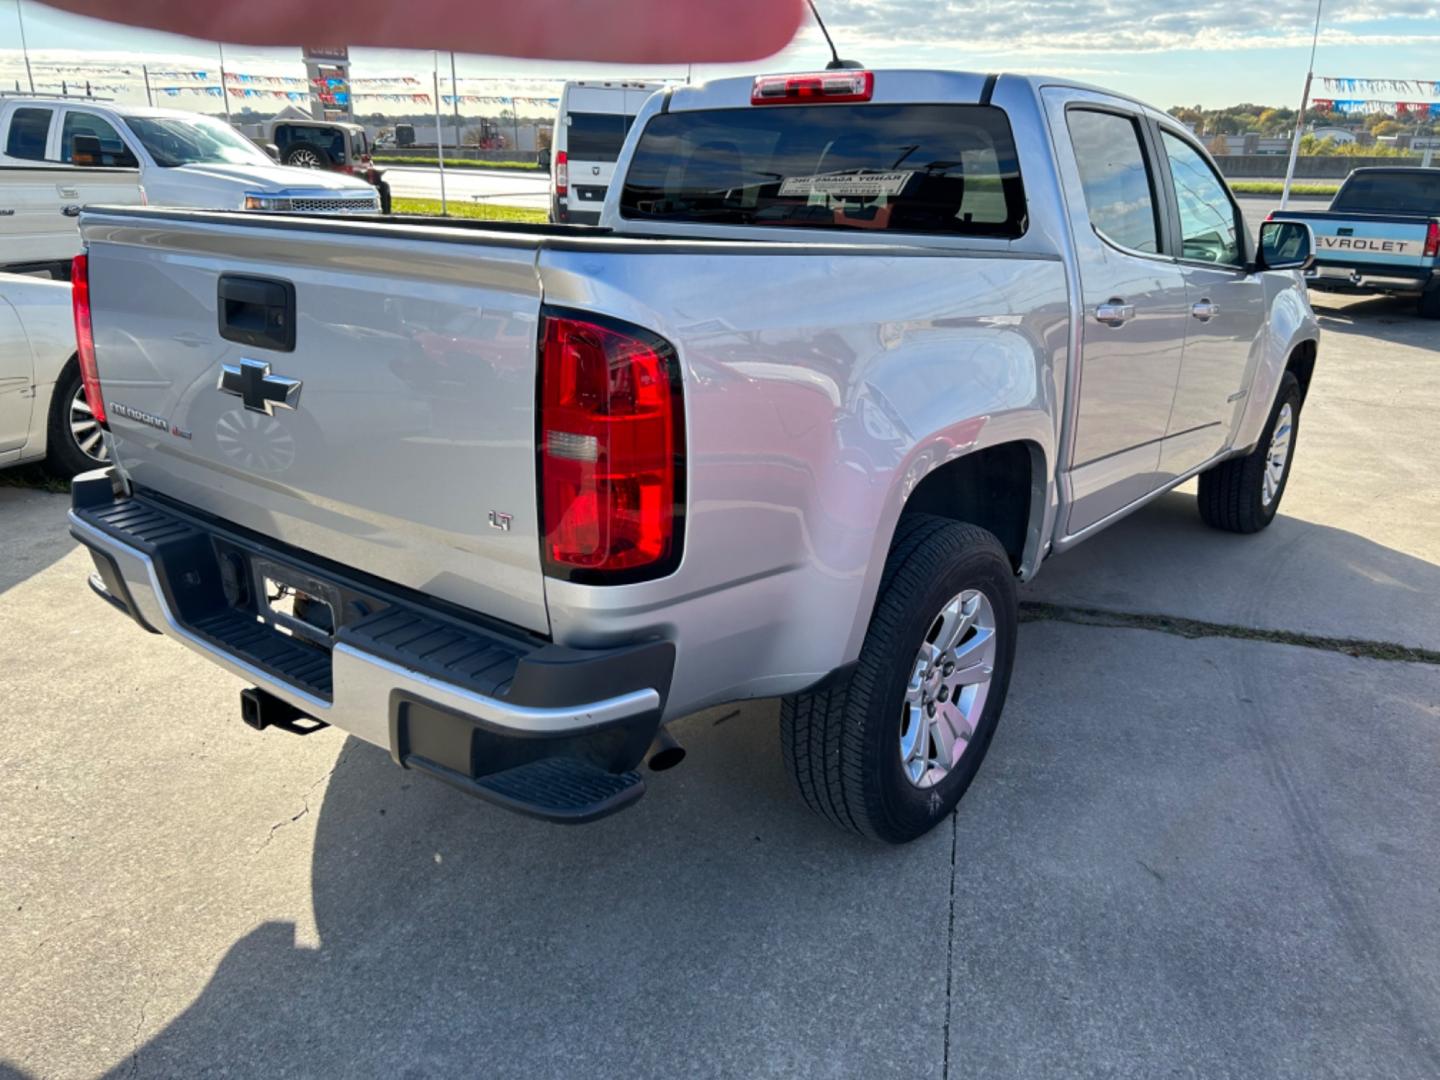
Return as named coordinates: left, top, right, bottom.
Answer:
left=406, top=754, right=646, bottom=824
left=190, top=608, right=334, bottom=699
left=339, top=607, right=526, bottom=700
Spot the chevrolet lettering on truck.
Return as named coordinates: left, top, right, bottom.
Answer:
left=67, top=70, right=1320, bottom=843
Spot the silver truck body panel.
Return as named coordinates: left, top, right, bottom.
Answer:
left=539, top=245, right=1068, bottom=713
left=81, top=214, right=551, bottom=633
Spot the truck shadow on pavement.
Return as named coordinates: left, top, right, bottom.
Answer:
left=82, top=704, right=956, bottom=1079
left=0, top=488, right=76, bottom=595
left=1023, top=490, right=1440, bottom=655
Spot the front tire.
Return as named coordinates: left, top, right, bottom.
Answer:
left=45, top=361, right=109, bottom=477
left=1197, top=371, right=1301, bottom=533
left=780, top=517, right=1018, bottom=844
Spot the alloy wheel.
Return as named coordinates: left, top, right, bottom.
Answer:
left=899, top=589, right=997, bottom=788
left=1262, top=402, right=1293, bottom=507
left=69, top=383, right=109, bottom=463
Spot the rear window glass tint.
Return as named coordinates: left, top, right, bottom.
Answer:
left=619, top=103, right=1027, bottom=238
left=1332, top=172, right=1440, bottom=216
left=6, top=108, right=52, bottom=160
left=566, top=112, right=632, bottom=163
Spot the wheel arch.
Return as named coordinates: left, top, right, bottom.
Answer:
left=896, top=439, right=1047, bottom=577
left=839, top=423, right=1054, bottom=666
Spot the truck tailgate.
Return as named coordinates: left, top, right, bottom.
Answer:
left=1273, top=210, right=1434, bottom=271
left=81, top=210, right=550, bottom=635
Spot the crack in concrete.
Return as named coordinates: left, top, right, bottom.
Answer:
left=1020, top=602, right=1440, bottom=667
left=253, top=746, right=350, bottom=855
left=127, top=982, right=155, bottom=1079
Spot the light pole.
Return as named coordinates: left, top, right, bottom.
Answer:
left=450, top=52, right=461, bottom=154
left=16, top=0, right=35, bottom=94
left=218, top=42, right=233, bottom=122
left=1280, top=0, right=1324, bottom=209
left=432, top=52, right=448, bottom=215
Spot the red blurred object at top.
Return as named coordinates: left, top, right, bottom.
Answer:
left=41, top=0, right=807, bottom=63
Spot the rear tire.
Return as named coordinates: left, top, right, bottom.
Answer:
left=45, top=361, right=108, bottom=478
left=780, top=516, right=1018, bottom=844
left=1418, top=284, right=1440, bottom=320
left=1197, top=371, right=1301, bottom=534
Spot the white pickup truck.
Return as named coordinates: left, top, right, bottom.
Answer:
left=67, top=70, right=1320, bottom=842
left=1, top=163, right=143, bottom=276
left=0, top=98, right=382, bottom=234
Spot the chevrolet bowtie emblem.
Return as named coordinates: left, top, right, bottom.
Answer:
left=218, top=358, right=302, bottom=416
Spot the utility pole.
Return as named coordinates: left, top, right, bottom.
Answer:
left=16, top=0, right=35, bottom=94
left=1280, top=0, right=1323, bottom=209
left=450, top=52, right=461, bottom=154
left=142, top=63, right=154, bottom=107
left=432, top=53, right=448, bottom=214
left=218, top=42, right=233, bottom=122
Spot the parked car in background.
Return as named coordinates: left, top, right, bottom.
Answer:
left=0, top=99, right=381, bottom=215
left=549, top=79, right=663, bottom=224
left=255, top=118, right=390, bottom=212
left=69, top=69, right=1319, bottom=842
left=1271, top=167, right=1440, bottom=318
left=0, top=271, right=104, bottom=475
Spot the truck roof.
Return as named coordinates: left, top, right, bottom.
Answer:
left=3, top=98, right=221, bottom=122
left=670, top=68, right=1168, bottom=120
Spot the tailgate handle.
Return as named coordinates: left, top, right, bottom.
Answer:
left=218, top=275, right=296, bottom=352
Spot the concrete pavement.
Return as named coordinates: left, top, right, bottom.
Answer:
left=1, top=294, right=1437, bottom=1079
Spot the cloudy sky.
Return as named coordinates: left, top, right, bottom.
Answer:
left=3, top=0, right=1439, bottom=112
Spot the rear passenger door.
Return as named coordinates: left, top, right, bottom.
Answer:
left=1047, top=93, right=1190, bottom=534
left=1151, top=125, right=1267, bottom=476
left=3, top=105, right=56, bottom=162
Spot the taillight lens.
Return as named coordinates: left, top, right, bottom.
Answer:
left=555, top=150, right=568, bottom=197
left=1425, top=221, right=1439, bottom=259
left=70, top=254, right=107, bottom=427
left=752, top=71, right=874, bottom=105
left=539, top=311, right=684, bottom=582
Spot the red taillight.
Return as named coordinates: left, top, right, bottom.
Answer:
left=751, top=70, right=873, bottom=105
left=1425, top=221, right=1439, bottom=259
left=70, top=254, right=106, bottom=428
left=539, top=311, right=683, bottom=581
left=555, top=150, right=568, bottom=197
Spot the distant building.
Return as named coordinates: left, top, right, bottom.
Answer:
left=1310, top=127, right=1357, bottom=144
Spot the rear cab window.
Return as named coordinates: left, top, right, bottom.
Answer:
left=1331, top=172, right=1440, bottom=216
left=566, top=112, right=633, bottom=164
left=1065, top=108, right=1161, bottom=255
left=5, top=107, right=53, bottom=160
left=619, top=104, right=1027, bottom=237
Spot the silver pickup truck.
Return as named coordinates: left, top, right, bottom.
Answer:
left=67, top=70, right=1319, bottom=843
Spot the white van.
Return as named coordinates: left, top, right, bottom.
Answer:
left=550, top=80, right=664, bottom=225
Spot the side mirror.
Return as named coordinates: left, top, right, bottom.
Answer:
left=262, top=142, right=281, bottom=163
left=70, top=134, right=103, bottom=166
left=1256, top=220, right=1315, bottom=273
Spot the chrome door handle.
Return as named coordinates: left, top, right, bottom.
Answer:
left=1094, top=300, right=1135, bottom=327
left=1191, top=300, right=1220, bottom=322
left=60, top=204, right=82, bottom=217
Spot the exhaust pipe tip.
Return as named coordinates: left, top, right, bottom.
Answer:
left=647, top=728, right=686, bottom=772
